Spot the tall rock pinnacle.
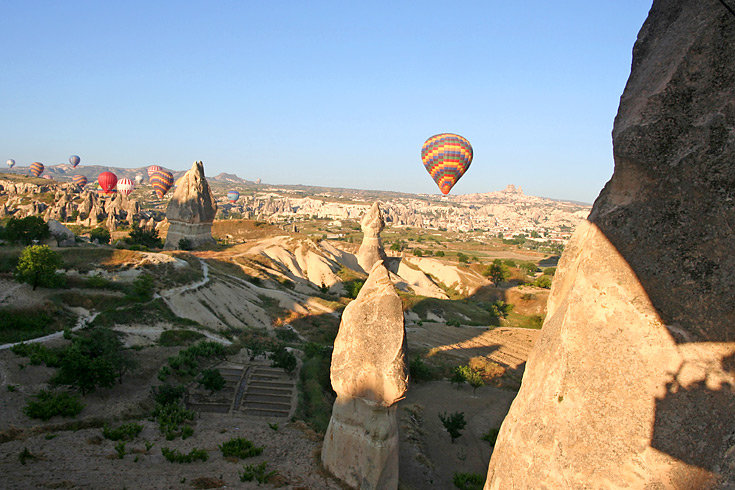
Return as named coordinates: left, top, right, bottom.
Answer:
left=486, top=2, right=735, bottom=488
left=164, top=161, right=217, bottom=249
left=357, top=202, right=387, bottom=272
left=321, top=261, right=408, bottom=489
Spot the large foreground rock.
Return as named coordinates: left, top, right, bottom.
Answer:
left=322, top=261, right=407, bottom=489
left=164, top=161, right=217, bottom=249
left=486, top=2, right=735, bottom=488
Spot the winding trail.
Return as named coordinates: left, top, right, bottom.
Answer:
left=0, top=310, right=99, bottom=351
left=157, top=258, right=210, bottom=300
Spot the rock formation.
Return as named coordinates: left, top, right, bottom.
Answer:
left=486, top=2, right=735, bottom=488
left=164, top=161, right=217, bottom=249
left=357, top=202, right=387, bottom=272
left=322, top=261, right=408, bottom=489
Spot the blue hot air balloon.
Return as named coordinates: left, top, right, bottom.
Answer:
left=227, top=190, right=240, bottom=203
left=69, top=155, right=80, bottom=167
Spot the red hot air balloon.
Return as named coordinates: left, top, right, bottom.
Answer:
left=117, top=178, right=134, bottom=197
left=98, top=171, right=118, bottom=196
left=150, top=170, right=174, bottom=198
left=147, top=165, right=162, bottom=178
left=72, top=175, right=88, bottom=187
left=30, top=162, right=45, bottom=177
left=421, top=133, right=473, bottom=195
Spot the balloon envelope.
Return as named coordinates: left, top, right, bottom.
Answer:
left=421, top=133, right=473, bottom=195
left=117, top=178, right=134, bottom=197
left=227, top=190, right=240, bottom=203
left=134, top=174, right=143, bottom=184
left=6, top=159, right=15, bottom=168
left=98, top=171, right=118, bottom=195
left=147, top=165, right=162, bottom=178
left=72, top=175, right=88, bottom=187
left=69, top=155, right=80, bottom=167
left=150, top=170, right=174, bottom=198
left=30, top=162, right=44, bottom=177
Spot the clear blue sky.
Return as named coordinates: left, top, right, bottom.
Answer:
left=1, top=1, right=652, bottom=203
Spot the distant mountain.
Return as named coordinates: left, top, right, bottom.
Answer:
left=208, top=172, right=250, bottom=185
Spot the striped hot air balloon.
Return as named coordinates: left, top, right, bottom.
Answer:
left=227, top=190, right=240, bottom=203
left=30, top=162, right=44, bottom=177
left=69, top=155, right=80, bottom=167
left=147, top=165, right=162, bottom=178
left=72, top=175, right=88, bottom=187
left=98, top=171, right=117, bottom=196
left=150, top=170, right=174, bottom=198
left=421, top=133, right=473, bottom=195
left=6, top=159, right=15, bottom=168
left=117, top=178, right=134, bottom=197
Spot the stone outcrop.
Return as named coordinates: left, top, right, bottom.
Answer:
left=164, top=161, right=217, bottom=249
left=356, top=202, right=387, bottom=272
left=486, top=2, right=735, bottom=488
left=322, top=261, right=408, bottom=489
left=47, top=219, right=75, bottom=246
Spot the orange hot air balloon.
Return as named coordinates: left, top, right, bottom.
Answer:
left=421, top=133, right=473, bottom=195
left=150, top=170, right=174, bottom=198
left=30, top=162, right=45, bottom=177
left=98, top=171, right=117, bottom=195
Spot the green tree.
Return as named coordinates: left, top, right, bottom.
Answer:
left=15, top=245, right=64, bottom=290
left=439, top=411, right=467, bottom=443
left=3, top=216, right=50, bottom=245
left=198, top=369, right=225, bottom=392
left=89, top=227, right=111, bottom=245
left=127, top=223, right=163, bottom=248
left=484, top=259, right=509, bottom=286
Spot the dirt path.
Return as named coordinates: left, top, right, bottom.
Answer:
left=0, top=310, right=99, bottom=352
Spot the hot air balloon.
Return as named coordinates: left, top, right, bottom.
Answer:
left=421, top=133, right=473, bottom=195
left=227, top=190, right=240, bottom=203
left=98, top=171, right=117, bottom=196
left=117, top=178, right=134, bottom=197
left=134, top=174, right=143, bottom=184
left=69, top=155, right=80, bottom=167
left=147, top=165, right=162, bottom=178
left=30, top=162, right=45, bottom=177
left=72, top=175, right=88, bottom=187
left=6, top=159, right=15, bottom=168
left=150, top=170, right=174, bottom=198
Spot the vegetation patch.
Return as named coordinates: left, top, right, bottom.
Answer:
left=453, top=472, right=485, bottom=490
left=23, top=390, right=84, bottom=420
left=219, top=437, right=264, bottom=459
left=240, top=461, right=278, bottom=484
left=158, top=329, right=205, bottom=346
left=161, top=447, right=208, bottom=463
left=102, top=423, right=143, bottom=441
left=295, top=342, right=334, bottom=433
left=0, top=304, right=75, bottom=344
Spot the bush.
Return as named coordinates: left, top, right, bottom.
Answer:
left=219, top=437, right=263, bottom=459
left=161, top=447, right=208, bottom=463
left=127, top=274, right=154, bottom=302
left=102, top=423, right=143, bottom=441
left=439, top=411, right=467, bottom=443
left=532, top=275, right=553, bottom=289
left=127, top=223, right=163, bottom=249
left=270, top=346, right=297, bottom=374
left=240, top=462, right=277, bottom=484
left=178, top=238, right=192, bottom=251
left=454, top=365, right=485, bottom=394
left=198, top=369, right=225, bottom=392
left=489, top=300, right=513, bottom=319
left=89, top=227, right=111, bottom=245
left=413, top=248, right=423, bottom=257
left=409, top=356, right=433, bottom=383
left=435, top=250, right=445, bottom=257
left=295, top=343, right=334, bottom=433
left=15, top=245, right=64, bottom=290
left=153, top=402, right=195, bottom=440
left=481, top=427, right=500, bottom=446
left=453, top=472, right=485, bottom=490
left=152, top=384, right=186, bottom=406
left=457, top=252, right=469, bottom=263
left=543, top=267, right=556, bottom=276
left=484, top=259, right=509, bottom=286
left=11, top=342, right=64, bottom=367
left=344, top=279, right=365, bottom=299
left=23, top=390, right=84, bottom=420
left=3, top=216, right=49, bottom=245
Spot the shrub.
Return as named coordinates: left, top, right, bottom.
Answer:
left=15, top=245, right=64, bottom=290
left=484, top=259, right=509, bottom=286
left=18, top=447, right=37, bottom=465
left=450, top=366, right=466, bottom=388
left=453, top=472, right=485, bottom=490
left=115, top=442, right=126, bottom=459
left=89, top=227, right=111, bottom=245
left=457, top=252, right=469, bottom=263
left=270, top=346, right=297, bottom=374
left=481, top=427, right=500, bottom=446
left=127, top=223, right=163, bottom=249
left=275, top=327, right=300, bottom=343
left=413, top=248, right=423, bottom=257
left=543, top=267, right=556, bottom=276
left=11, top=342, right=63, bottom=367
left=454, top=365, right=485, bottom=394
left=489, top=300, right=513, bottom=319
left=161, top=447, right=208, bottom=463
left=439, top=411, right=467, bottom=443
left=532, top=275, right=553, bottom=289
left=153, top=402, right=195, bottom=440
left=152, top=384, right=186, bottom=406
left=23, top=390, right=84, bottom=420
left=3, top=216, right=49, bottom=245
left=435, top=250, right=445, bottom=257
left=344, top=279, right=364, bottom=299
left=127, top=274, right=154, bottom=302
left=198, top=369, right=225, bottom=392
left=219, top=437, right=263, bottom=459
left=240, top=462, right=277, bottom=484
left=178, top=237, right=192, bottom=251
left=103, top=423, right=143, bottom=441
left=409, top=356, right=433, bottom=383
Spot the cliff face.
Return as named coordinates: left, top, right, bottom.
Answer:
left=164, top=161, right=217, bottom=249
left=486, top=1, right=735, bottom=488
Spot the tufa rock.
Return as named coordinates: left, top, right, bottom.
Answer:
left=357, top=202, right=387, bottom=272
left=322, top=261, right=408, bottom=489
left=164, top=161, right=217, bottom=249
left=47, top=219, right=75, bottom=247
left=486, top=2, right=735, bottom=488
